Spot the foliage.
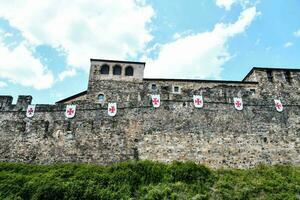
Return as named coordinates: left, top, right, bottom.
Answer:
left=0, top=161, right=299, bottom=199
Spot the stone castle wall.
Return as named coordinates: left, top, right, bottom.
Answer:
left=0, top=67, right=300, bottom=168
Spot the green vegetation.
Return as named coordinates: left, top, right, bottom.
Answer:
left=0, top=161, right=299, bottom=199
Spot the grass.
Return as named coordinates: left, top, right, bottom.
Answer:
left=0, top=161, right=299, bottom=199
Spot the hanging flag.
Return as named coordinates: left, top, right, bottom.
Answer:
left=193, top=95, right=203, bottom=108
left=108, top=103, right=117, bottom=117
left=65, top=105, right=76, bottom=118
left=26, top=105, right=36, bottom=118
left=151, top=95, right=160, bottom=108
left=274, top=99, right=283, bottom=112
left=233, top=97, right=243, bottom=111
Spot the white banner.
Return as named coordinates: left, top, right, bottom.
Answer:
left=193, top=95, right=203, bottom=108
left=151, top=95, right=160, bottom=108
left=108, top=103, right=117, bottom=117
left=26, top=105, right=36, bottom=118
left=65, top=105, right=76, bottom=118
left=233, top=97, right=243, bottom=111
left=274, top=99, right=283, bottom=112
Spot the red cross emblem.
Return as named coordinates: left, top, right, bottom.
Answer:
left=235, top=101, right=241, bottom=107
left=67, top=108, right=74, bottom=115
left=152, top=98, right=159, bottom=105
left=275, top=102, right=282, bottom=109
left=27, top=108, right=34, bottom=114
left=194, top=98, right=202, bottom=105
left=109, top=106, right=116, bottom=113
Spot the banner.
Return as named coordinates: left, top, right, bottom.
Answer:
left=65, top=105, right=76, bottom=118
left=193, top=95, right=203, bottom=108
left=108, top=103, right=117, bottom=116
left=151, top=95, right=160, bottom=108
left=233, top=97, right=243, bottom=111
left=274, top=99, right=283, bottom=112
left=26, top=105, right=36, bottom=118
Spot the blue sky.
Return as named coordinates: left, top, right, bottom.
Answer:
left=0, top=0, right=299, bottom=104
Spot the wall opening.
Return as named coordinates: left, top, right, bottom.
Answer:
left=151, top=84, right=157, bottom=91
left=100, top=64, right=109, bottom=74
left=133, top=147, right=139, bottom=160
left=125, top=66, right=134, bottom=76
left=172, top=85, right=181, bottom=93
left=266, top=70, right=273, bottom=82
left=113, top=65, right=122, bottom=75
left=284, top=71, right=292, bottom=84
left=98, top=94, right=105, bottom=104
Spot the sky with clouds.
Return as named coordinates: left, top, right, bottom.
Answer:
left=0, top=0, right=299, bottom=103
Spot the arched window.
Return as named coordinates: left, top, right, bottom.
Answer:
left=113, top=65, right=122, bottom=75
left=125, top=66, right=134, bottom=76
left=100, top=64, right=109, bottom=74
left=98, top=94, right=105, bottom=104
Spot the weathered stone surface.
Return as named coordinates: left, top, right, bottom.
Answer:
left=0, top=60, right=299, bottom=168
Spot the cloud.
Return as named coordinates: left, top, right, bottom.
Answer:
left=0, top=81, right=7, bottom=88
left=58, top=69, right=77, bottom=81
left=216, top=0, right=236, bottom=10
left=0, top=0, right=154, bottom=70
left=0, top=39, right=54, bottom=89
left=144, top=7, right=258, bottom=79
left=294, top=29, right=300, bottom=37
left=216, top=0, right=258, bottom=10
left=284, top=42, right=293, bottom=48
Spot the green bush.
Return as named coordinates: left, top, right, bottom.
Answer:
left=0, top=161, right=299, bottom=199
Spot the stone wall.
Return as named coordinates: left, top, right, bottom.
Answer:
left=0, top=67, right=300, bottom=168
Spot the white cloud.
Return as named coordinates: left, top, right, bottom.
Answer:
left=0, top=81, right=7, bottom=88
left=145, top=7, right=258, bottom=79
left=284, top=42, right=293, bottom=48
left=216, top=0, right=236, bottom=10
left=294, top=29, right=300, bottom=37
left=216, top=0, right=257, bottom=10
left=0, top=0, right=154, bottom=70
left=0, top=39, right=54, bottom=89
left=58, top=69, right=77, bottom=81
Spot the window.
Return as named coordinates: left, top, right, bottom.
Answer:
left=172, top=85, right=181, bottom=93
left=151, top=84, right=157, bottom=91
left=284, top=71, right=292, bottom=83
left=100, top=64, right=109, bottom=74
left=266, top=70, right=273, bottom=82
left=98, top=94, right=105, bottom=104
left=113, top=65, right=122, bottom=75
left=125, top=66, right=134, bottom=76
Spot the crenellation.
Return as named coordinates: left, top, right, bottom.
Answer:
left=0, top=95, right=13, bottom=110
left=0, top=59, right=300, bottom=168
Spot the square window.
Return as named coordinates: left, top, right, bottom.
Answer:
left=151, top=84, right=157, bottom=90
left=173, top=86, right=181, bottom=93
left=174, top=86, right=179, bottom=92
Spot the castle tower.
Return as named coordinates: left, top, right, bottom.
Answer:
left=86, top=59, right=146, bottom=104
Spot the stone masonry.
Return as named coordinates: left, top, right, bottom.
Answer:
left=0, top=58, right=299, bottom=168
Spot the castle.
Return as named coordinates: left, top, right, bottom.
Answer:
left=0, top=58, right=299, bottom=168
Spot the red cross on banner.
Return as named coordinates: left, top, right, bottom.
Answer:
left=193, top=95, right=203, bottom=108
left=233, top=97, right=243, bottom=111
left=108, top=103, right=117, bottom=116
left=151, top=95, right=160, bottom=108
left=65, top=105, right=76, bottom=118
left=274, top=99, right=283, bottom=112
left=26, top=105, right=36, bottom=118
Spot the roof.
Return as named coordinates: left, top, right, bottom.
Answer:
left=56, top=90, right=87, bottom=104
left=90, top=58, right=145, bottom=65
left=242, top=67, right=300, bottom=81
left=143, top=78, right=258, bottom=84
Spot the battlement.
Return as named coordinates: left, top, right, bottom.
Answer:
left=0, top=95, right=32, bottom=111
left=0, top=59, right=300, bottom=168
